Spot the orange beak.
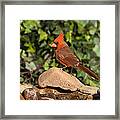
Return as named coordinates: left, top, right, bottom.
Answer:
left=49, top=43, right=57, bottom=48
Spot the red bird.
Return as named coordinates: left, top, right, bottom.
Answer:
left=50, top=33, right=100, bottom=80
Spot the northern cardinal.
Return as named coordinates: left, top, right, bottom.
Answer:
left=50, top=33, right=100, bottom=80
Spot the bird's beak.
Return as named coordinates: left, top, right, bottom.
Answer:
left=49, top=43, right=57, bottom=48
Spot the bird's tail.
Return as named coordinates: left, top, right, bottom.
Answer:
left=76, top=63, right=100, bottom=80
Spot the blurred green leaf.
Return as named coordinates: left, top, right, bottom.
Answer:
left=20, top=77, right=24, bottom=83
left=24, top=42, right=35, bottom=53
left=85, top=35, right=90, bottom=41
left=25, top=62, right=36, bottom=71
left=43, top=61, right=49, bottom=70
left=93, top=45, right=100, bottom=57
left=51, top=59, right=56, bottom=67
left=23, top=20, right=38, bottom=30
left=20, top=50, right=26, bottom=58
left=89, top=28, right=96, bottom=35
left=53, top=26, right=62, bottom=34
left=25, top=28, right=31, bottom=33
left=65, top=31, right=72, bottom=43
left=39, top=30, right=48, bottom=40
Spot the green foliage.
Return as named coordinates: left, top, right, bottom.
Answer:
left=20, top=20, right=100, bottom=87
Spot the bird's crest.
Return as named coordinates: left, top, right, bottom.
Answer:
left=54, top=33, right=64, bottom=43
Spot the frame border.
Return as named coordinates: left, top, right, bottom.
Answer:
left=0, top=0, right=119, bottom=119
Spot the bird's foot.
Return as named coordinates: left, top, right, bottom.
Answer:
left=70, top=68, right=73, bottom=74
left=59, top=66, right=67, bottom=71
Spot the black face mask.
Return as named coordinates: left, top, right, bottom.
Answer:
left=53, top=42, right=58, bottom=50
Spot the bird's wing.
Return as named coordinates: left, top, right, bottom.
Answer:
left=56, top=45, right=80, bottom=67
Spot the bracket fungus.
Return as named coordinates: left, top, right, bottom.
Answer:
left=38, top=67, right=99, bottom=95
